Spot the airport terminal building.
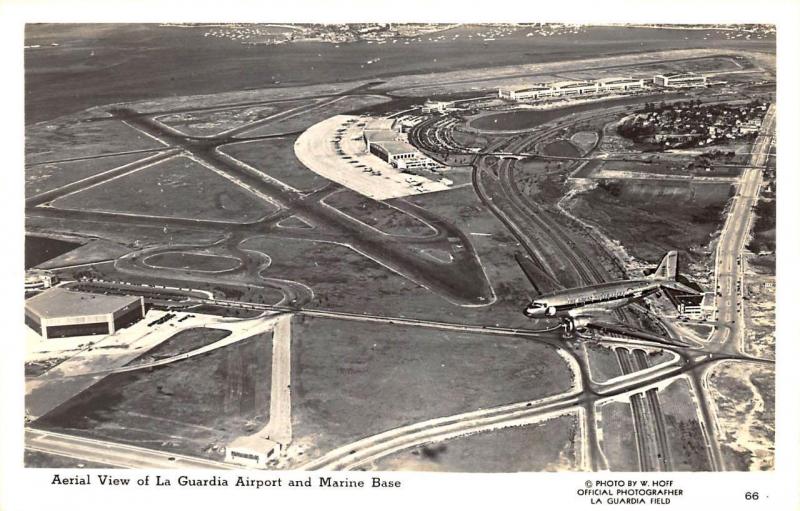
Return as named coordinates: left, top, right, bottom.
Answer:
left=25, top=287, right=145, bottom=340
left=499, top=77, right=645, bottom=101
left=362, top=118, right=436, bottom=170
left=653, top=72, right=708, bottom=88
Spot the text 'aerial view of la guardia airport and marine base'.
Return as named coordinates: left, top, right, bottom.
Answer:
left=23, top=23, right=776, bottom=474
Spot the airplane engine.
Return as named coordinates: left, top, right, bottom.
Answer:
left=547, top=306, right=557, bottom=316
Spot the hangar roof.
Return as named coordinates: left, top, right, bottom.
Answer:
left=25, top=287, right=141, bottom=319
left=372, top=140, right=420, bottom=156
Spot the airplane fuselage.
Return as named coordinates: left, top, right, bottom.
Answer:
left=524, top=279, right=662, bottom=320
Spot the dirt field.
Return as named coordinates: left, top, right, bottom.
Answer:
left=144, top=252, right=242, bottom=272
left=33, top=331, right=273, bottom=461
left=707, top=361, right=774, bottom=471
left=288, top=315, right=574, bottom=463
left=323, top=190, right=438, bottom=237
left=219, top=137, right=331, bottom=192
left=51, top=155, right=279, bottom=223
left=742, top=260, right=775, bottom=359
left=369, top=413, right=581, bottom=472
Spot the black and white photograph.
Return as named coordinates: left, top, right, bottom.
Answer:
left=3, top=2, right=799, bottom=509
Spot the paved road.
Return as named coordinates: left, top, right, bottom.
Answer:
left=264, top=314, right=293, bottom=444
left=25, top=428, right=235, bottom=470
left=693, top=102, right=775, bottom=471
left=710, top=103, right=775, bottom=354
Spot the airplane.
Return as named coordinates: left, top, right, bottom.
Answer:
left=519, top=251, right=700, bottom=342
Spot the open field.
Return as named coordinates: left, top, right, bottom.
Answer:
left=36, top=239, right=132, bottom=270
left=584, top=342, right=623, bottom=383
left=25, top=449, right=116, bottom=468
left=33, top=331, right=272, bottom=461
left=742, top=260, right=775, bottom=359
left=25, top=235, right=81, bottom=269
left=288, top=315, right=574, bottom=463
left=156, top=100, right=309, bottom=137
left=369, top=413, right=581, bottom=472
left=658, top=376, right=713, bottom=471
left=26, top=119, right=164, bottom=164
left=597, top=400, right=640, bottom=470
left=542, top=139, right=582, bottom=158
left=570, top=131, right=599, bottom=155
left=51, top=155, right=279, bottom=223
left=323, top=190, right=438, bottom=237
left=707, top=362, right=774, bottom=470
left=25, top=152, right=160, bottom=197
left=469, top=95, right=677, bottom=132
left=144, top=252, right=242, bottom=272
left=219, top=137, right=331, bottom=192
left=26, top=218, right=225, bottom=268
left=124, top=328, right=230, bottom=365
left=566, top=179, right=732, bottom=265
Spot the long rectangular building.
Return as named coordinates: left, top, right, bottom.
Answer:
left=653, top=73, right=707, bottom=88
left=498, top=77, right=645, bottom=101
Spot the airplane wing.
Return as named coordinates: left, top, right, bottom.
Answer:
left=515, top=253, right=562, bottom=296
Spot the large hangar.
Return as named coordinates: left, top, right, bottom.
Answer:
left=25, top=287, right=145, bottom=340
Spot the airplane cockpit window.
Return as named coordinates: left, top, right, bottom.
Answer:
left=530, top=302, right=546, bottom=309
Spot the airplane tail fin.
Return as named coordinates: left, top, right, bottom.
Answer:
left=651, top=251, right=678, bottom=281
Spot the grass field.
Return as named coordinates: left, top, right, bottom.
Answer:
left=25, top=235, right=81, bottom=269
left=542, top=139, right=582, bottom=158
left=33, top=331, right=273, bottom=461
left=36, top=239, right=130, bottom=270
left=567, top=179, right=733, bottom=265
left=289, top=315, right=574, bottom=462
left=658, top=376, right=713, bottom=471
left=26, top=119, right=164, bottom=164
left=125, top=328, right=231, bottom=365
left=219, top=137, right=331, bottom=192
left=597, top=400, right=640, bottom=470
left=144, top=252, right=242, bottom=272
left=51, top=155, right=279, bottom=223
left=24, top=450, right=116, bottom=469
left=469, top=95, right=666, bottom=132
left=569, top=130, right=599, bottom=155
left=323, top=190, right=437, bottom=237
left=26, top=152, right=160, bottom=197
left=584, top=342, right=623, bottom=383
left=370, top=413, right=581, bottom=472
left=156, top=100, right=308, bottom=137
